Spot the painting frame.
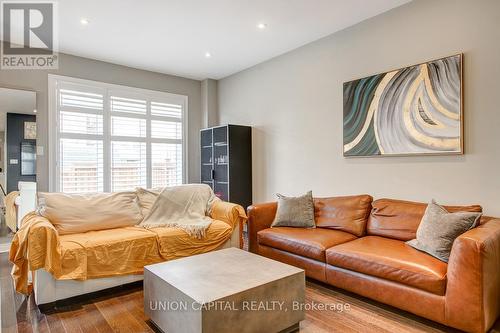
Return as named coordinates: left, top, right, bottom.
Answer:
left=342, top=53, right=464, bottom=158
left=24, top=121, right=37, bottom=140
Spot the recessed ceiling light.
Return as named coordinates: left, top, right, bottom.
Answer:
left=80, top=18, right=89, bottom=25
left=33, top=109, right=37, bottom=113
left=204, top=52, right=212, bottom=58
left=257, top=23, right=267, bottom=30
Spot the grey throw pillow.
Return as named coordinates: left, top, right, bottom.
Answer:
left=271, top=191, right=315, bottom=228
left=406, top=200, right=482, bottom=262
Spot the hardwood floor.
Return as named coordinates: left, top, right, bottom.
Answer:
left=1, top=252, right=499, bottom=333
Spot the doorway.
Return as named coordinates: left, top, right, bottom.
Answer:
left=0, top=87, right=37, bottom=252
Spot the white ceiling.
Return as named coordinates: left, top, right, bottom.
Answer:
left=0, top=88, right=37, bottom=132
left=53, top=0, right=410, bottom=80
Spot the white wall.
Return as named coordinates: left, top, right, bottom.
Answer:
left=0, top=53, right=202, bottom=190
left=0, top=131, right=4, bottom=191
left=201, top=79, right=218, bottom=127
left=218, top=0, right=500, bottom=216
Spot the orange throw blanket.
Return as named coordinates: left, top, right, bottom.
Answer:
left=9, top=213, right=61, bottom=294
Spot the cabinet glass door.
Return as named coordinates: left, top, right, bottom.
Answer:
left=213, top=126, right=228, bottom=200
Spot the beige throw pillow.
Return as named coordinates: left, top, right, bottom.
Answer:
left=271, top=191, right=315, bottom=228
left=406, top=200, right=482, bottom=262
left=136, top=187, right=162, bottom=217
left=37, top=192, right=143, bottom=235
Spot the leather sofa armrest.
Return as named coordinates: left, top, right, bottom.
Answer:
left=247, top=202, right=277, bottom=253
left=445, top=218, right=500, bottom=333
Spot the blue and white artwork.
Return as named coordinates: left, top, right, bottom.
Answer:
left=343, top=54, right=463, bottom=157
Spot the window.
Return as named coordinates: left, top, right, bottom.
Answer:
left=49, top=75, right=187, bottom=193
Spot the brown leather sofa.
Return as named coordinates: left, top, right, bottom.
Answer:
left=247, top=195, right=500, bottom=333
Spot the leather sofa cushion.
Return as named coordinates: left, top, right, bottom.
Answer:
left=314, top=195, right=373, bottom=237
left=326, top=236, right=448, bottom=295
left=367, top=198, right=482, bottom=241
left=258, top=227, right=357, bottom=262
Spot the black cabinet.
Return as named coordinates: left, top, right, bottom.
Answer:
left=200, top=125, right=252, bottom=209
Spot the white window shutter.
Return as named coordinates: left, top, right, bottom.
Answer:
left=53, top=77, right=186, bottom=193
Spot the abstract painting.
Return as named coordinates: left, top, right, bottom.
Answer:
left=24, top=121, right=37, bottom=140
left=343, top=54, right=463, bottom=157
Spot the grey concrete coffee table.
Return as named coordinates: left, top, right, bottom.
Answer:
left=144, top=248, right=305, bottom=333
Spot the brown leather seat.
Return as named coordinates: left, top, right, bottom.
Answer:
left=248, top=198, right=500, bottom=333
left=258, top=227, right=357, bottom=262
left=326, top=236, right=448, bottom=295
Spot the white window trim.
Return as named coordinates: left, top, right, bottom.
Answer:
left=48, top=74, right=189, bottom=192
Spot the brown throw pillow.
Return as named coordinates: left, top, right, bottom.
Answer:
left=406, top=200, right=482, bottom=262
left=271, top=191, right=315, bottom=228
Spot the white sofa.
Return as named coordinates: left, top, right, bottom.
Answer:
left=13, top=186, right=242, bottom=305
